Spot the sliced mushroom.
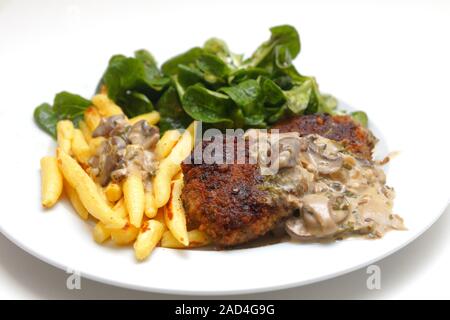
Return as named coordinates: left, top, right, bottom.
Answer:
left=329, top=195, right=350, bottom=223
left=88, top=155, right=99, bottom=168
left=97, top=154, right=115, bottom=187
left=128, top=120, right=160, bottom=149
left=142, top=150, right=158, bottom=175
left=272, top=133, right=302, bottom=169
left=306, top=141, right=343, bottom=174
left=277, top=132, right=403, bottom=242
left=302, top=194, right=338, bottom=236
left=90, top=138, right=127, bottom=186
left=285, top=193, right=352, bottom=241
left=92, top=114, right=127, bottom=138
left=328, top=181, right=345, bottom=193
left=89, top=115, right=160, bottom=188
left=110, top=168, right=127, bottom=182
left=142, top=129, right=160, bottom=150
left=246, top=131, right=303, bottom=174
left=285, top=217, right=315, bottom=241
left=110, top=136, right=127, bottom=150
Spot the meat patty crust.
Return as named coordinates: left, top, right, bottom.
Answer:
left=181, top=114, right=378, bottom=247
left=272, top=114, right=376, bottom=159
left=181, top=139, right=292, bottom=247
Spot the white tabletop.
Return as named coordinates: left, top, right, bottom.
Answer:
left=1, top=0, right=449, bottom=299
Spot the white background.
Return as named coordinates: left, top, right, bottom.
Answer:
left=1, top=0, right=449, bottom=299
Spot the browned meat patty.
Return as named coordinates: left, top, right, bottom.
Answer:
left=272, top=114, right=376, bottom=159
left=181, top=114, right=377, bottom=247
left=181, top=139, right=292, bottom=247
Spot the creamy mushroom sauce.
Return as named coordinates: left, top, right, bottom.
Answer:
left=249, top=131, right=405, bottom=241
left=89, top=115, right=159, bottom=190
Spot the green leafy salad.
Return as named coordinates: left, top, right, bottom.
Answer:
left=34, top=25, right=367, bottom=137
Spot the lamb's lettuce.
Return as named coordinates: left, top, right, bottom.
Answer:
left=34, top=92, right=91, bottom=137
left=34, top=25, right=368, bottom=138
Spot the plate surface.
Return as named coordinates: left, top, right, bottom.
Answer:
left=0, top=1, right=449, bottom=295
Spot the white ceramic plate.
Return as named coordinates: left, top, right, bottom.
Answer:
left=0, top=1, right=449, bottom=295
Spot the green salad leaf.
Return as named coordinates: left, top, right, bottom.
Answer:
left=284, top=79, right=313, bottom=114
left=33, top=25, right=369, bottom=137
left=34, top=92, right=91, bottom=138
left=182, top=84, right=234, bottom=126
left=156, top=86, right=192, bottom=133
left=161, top=47, right=204, bottom=76
left=53, top=91, right=92, bottom=123
left=220, top=79, right=265, bottom=127
left=118, top=91, right=154, bottom=117
left=196, top=53, right=231, bottom=84
left=220, top=80, right=262, bottom=114
left=244, top=25, right=301, bottom=69
left=260, top=77, right=286, bottom=106
left=350, top=111, right=369, bottom=128
left=229, top=67, right=270, bottom=84
left=34, top=103, right=59, bottom=138
left=204, top=38, right=243, bottom=68
left=102, top=51, right=169, bottom=118
left=177, top=64, right=205, bottom=90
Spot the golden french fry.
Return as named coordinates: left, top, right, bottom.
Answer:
left=171, top=122, right=196, bottom=163
left=84, top=106, right=101, bottom=131
left=161, top=229, right=210, bottom=248
left=105, top=183, right=122, bottom=203
left=173, top=171, right=183, bottom=181
left=186, top=120, right=197, bottom=139
left=93, top=222, right=111, bottom=243
left=155, top=129, right=181, bottom=159
left=89, top=136, right=105, bottom=155
left=40, top=156, right=63, bottom=208
left=153, top=161, right=180, bottom=208
left=129, top=111, right=160, bottom=126
left=154, top=125, right=194, bottom=207
left=144, top=189, right=158, bottom=218
left=64, top=180, right=89, bottom=220
left=123, top=172, right=145, bottom=228
left=184, top=229, right=210, bottom=248
left=71, top=129, right=91, bottom=164
left=78, top=120, right=92, bottom=143
left=57, top=149, right=126, bottom=228
left=154, top=208, right=166, bottom=226
left=113, top=198, right=128, bottom=218
left=133, top=220, right=165, bottom=261
left=96, top=183, right=112, bottom=207
left=165, top=122, right=195, bottom=166
left=164, top=179, right=189, bottom=246
left=92, top=94, right=123, bottom=117
left=57, top=120, right=74, bottom=154
left=110, top=224, right=139, bottom=245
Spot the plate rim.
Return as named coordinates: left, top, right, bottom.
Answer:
left=1, top=200, right=448, bottom=295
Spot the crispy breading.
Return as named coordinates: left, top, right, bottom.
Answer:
left=272, top=114, right=376, bottom=159
left=181, top=115, right=377, bottom=247
left=181, top=139, right=290, bottom=247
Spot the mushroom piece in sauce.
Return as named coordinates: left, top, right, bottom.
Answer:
left=304, top=137, right=343, bottom=174
left=92, top=114, right=128, bottom=138
left=255, top=133, right=405, bottom=241
left=285, top=194, right=350, bottom=240
left=89, top=115, right=160, bottom=188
